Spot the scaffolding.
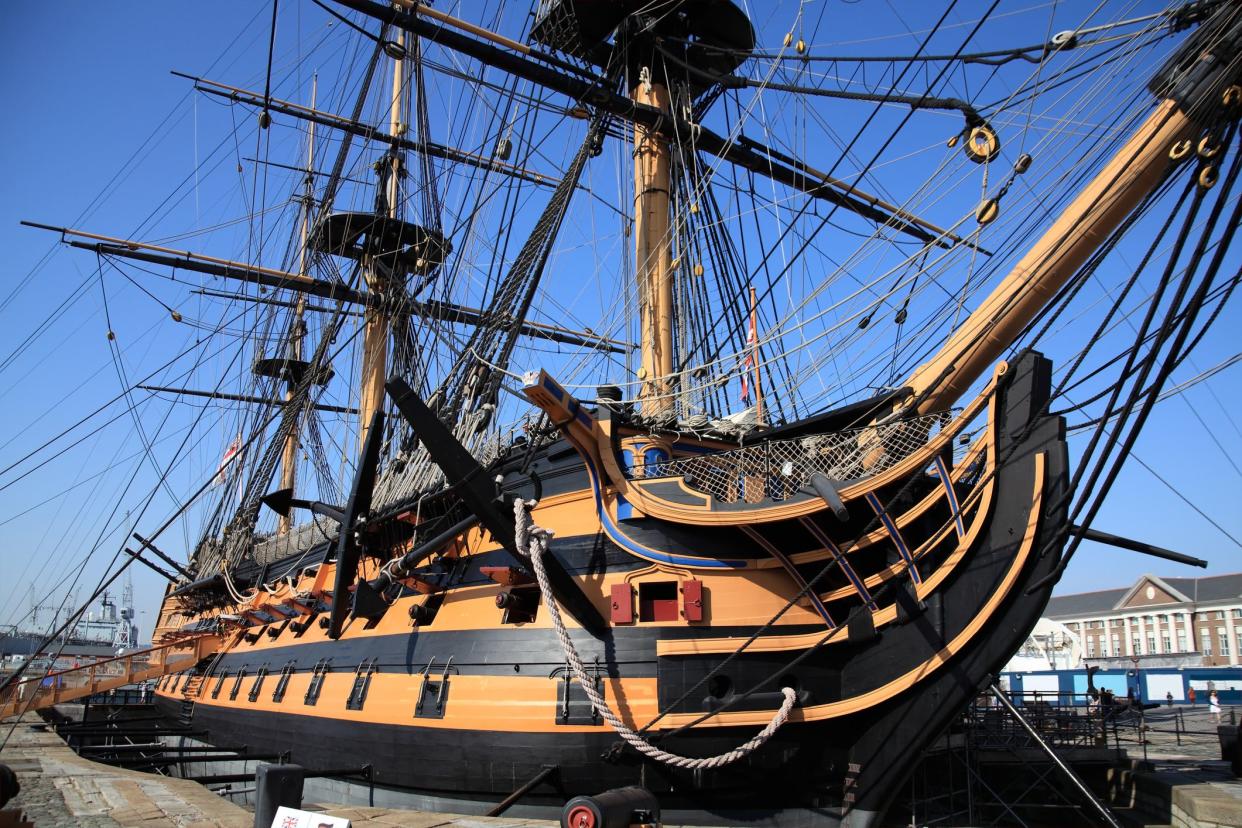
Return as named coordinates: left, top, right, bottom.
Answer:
left=901, top=686, right=1132, bottom=827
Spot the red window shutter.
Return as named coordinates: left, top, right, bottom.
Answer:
left=611, top=583, right=634, bottom=624
left=682, top=579, right=704, bottom=622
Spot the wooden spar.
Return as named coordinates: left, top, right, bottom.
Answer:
left=25, top=223, right=627, bottom=351
left=190, top=288, right=635, bottom=353
left=740, top=137, right=976, bottom=251
left=633, top=77, right=675, bottom=418
left=904, top=98, right=1201, bottom=413
left=23, top=222, right=336, bottom=291
left=176, top=73, right=560, bottom=188
left=138, top=385, right=357, bottom=415
left=388, top=0, right=531, bottom=56
left=357, top=32, right=407, bottom=451
left=331, top=0, right=945, bottom=247
left=278, top=75, right=317, bottom=536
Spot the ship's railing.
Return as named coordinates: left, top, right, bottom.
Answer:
left=0, top=634, right=218, bottom=720
left=627, top=409, right=960, bottom=504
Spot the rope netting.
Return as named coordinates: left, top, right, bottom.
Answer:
left=628, top=409, right=959, bottom=503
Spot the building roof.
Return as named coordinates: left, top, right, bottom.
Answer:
left=1045, top=572, right=1242, bottom=619
left=1045, top=588, right=1129, bottom=619
left=1161, top=574, right=1242, bottom=604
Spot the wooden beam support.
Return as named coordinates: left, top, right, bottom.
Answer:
left=386, top=377, right=608, bottom=636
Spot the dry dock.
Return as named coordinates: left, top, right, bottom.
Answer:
left=0, top=712, right=562, bottom=828
left=4, top=707, right=1242, bottom=827
left=2, top=713, right=250, bottom=827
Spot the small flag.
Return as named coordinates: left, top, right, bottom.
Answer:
left=213, top=434, right=242, bottom=486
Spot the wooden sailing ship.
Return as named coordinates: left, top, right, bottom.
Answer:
left=5, top=1, right=1241, bottom=824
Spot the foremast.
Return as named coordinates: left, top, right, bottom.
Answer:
left=359, top=30, right=409, bottom=450
left=278, top=75, right=317, bottom=537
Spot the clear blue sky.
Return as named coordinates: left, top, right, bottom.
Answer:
left=1, top=1, right=1238, bottom=639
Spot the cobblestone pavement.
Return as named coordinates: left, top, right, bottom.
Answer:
left=0, top=715, right=251, bottom=827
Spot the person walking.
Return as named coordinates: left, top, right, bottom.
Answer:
left=1189, top=687, right=1196, bottom=706
left=1210, top=690, right=1221, bottom=724
left=1166, top=691, right=1174, bottom=707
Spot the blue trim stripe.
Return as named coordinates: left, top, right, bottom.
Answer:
left=865, top=492, right=922, bottom=584
left=564, top=433, right=746, bottom=569
left=826, top=539, right=877, bottom=610
left=934, top=455, right=965, bottom=538
left=541, top=377, right=564, bottom=400
left=744, top=527, right=835, bottom=628
left=798, top=518, right=876, bottom=610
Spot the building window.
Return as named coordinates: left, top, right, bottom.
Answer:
left=1177, top=631, right=1187, bottom=652
left=1202, top=630, right=1213, bottom=656
left=1220, top=631, right=1231, bottom=657
left=1111, top=634, right=1121, bottom=656
left=1233, top=609, right=1242, bottom=619
left=1147, top=633, right=1156, bottom=654
left=1133, top=636, right=1143, bottom=655
left=1217, top=611, right=1225, bottom=620
left=1162, top=633, right=1171, bottom=653
left=1087, top=639, right=1096, bottom=658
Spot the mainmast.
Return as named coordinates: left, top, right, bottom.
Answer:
left=277, top=75, right=317, bottom=536
left=358, top=31, right=409, bottom=449
left=632, top=72, right=675, bottom=420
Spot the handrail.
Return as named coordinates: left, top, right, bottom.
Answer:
left=21, top=633, right=212, bottom=683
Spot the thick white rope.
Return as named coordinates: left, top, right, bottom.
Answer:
left=515, top=499, right=797, bottom=770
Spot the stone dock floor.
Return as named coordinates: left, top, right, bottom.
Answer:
left=0, top=714, right=554, bottom=828
left=4, top=707, right=1242, bottom=826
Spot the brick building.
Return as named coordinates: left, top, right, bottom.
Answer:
left=1043, top=573, right=1242, bottom=668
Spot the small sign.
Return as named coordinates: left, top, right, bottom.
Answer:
left=271, top=806, right=351, bottom=828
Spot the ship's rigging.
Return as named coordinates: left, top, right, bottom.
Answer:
left=0, top=1, right=1232, bottom=572
left=2, top=8, right=1240, bottom=819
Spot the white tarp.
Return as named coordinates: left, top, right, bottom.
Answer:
left=1020, top=674, right=1062, bottom=695
left=1145, top=673, right=1184, bottom=701
left=1190, top=678, right=1242, bottom=691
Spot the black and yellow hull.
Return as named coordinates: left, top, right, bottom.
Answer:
left=153, top=350, right=1067, bottom=826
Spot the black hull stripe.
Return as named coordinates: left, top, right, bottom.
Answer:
left=200, top=623, right=826, bottom=679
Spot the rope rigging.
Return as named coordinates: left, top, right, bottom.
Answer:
left=517, top=499, right=798, bottom=769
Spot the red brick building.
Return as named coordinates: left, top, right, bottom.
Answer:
left=1044, top=573, right=1242, bottom=667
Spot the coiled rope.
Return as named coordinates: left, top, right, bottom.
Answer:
left=515, top=499, right=797, bottom=770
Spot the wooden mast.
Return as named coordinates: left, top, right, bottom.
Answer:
left=358, top=31, right=407, bottom=449
left=750, top=285, right=764, bottom=426
left=632, top=72, right=675, bottom=420
left=277, top=75, right=317, bottom=536
left=905, top=97, right=1210, bottom=414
